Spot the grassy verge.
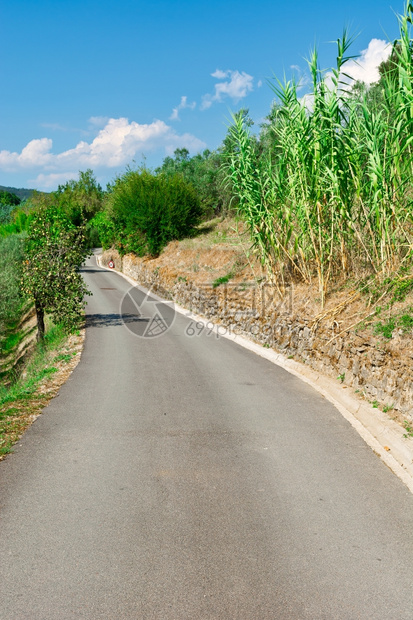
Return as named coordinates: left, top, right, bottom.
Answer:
left=0, top=330, right=25, bottom=356
left=0, top=321, right=84, bottom=459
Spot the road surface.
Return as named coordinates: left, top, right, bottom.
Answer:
left=1, top=254, right=412, bottom=619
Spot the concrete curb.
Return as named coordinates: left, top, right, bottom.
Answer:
left=96, top=254, right=413, bottom=494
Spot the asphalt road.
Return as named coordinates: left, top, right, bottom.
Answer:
left=1, top=255, right=412, bottom=619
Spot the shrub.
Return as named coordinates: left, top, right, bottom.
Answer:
left=0, top=234, right=26, bottom=332
left=108, top=169, right=201, bottom=256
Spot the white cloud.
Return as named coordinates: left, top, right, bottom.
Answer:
left=163, top=132, right=207, bottom=155
left=170, top=96, right=196, bottom=121
left=0, top=138, right=53, bottom=170
left=289, top=64, right=311, bottom=91
left=29, top=172, right=78, bottom=188
left=200, top=97, right=213, bottom=111
left=211, top=69, right=228, bottom=80
left=201, top=69, right=254, bottom=110
left=41, top=123, right=71, bottom=132
left=300, top=38, right=392, bottom=110
left=55, top=118, right=172, bottom=168
left=0, top=117, right=206, bottom=182
left=88, top=116, right=110, bottom=127
left=323, top=39, right=391, bottom=92
left=343, top=38, right=391, bottom=85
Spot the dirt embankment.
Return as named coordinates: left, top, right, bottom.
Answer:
left=101, top=218, right=413, bottom=427
left=0, top=307, right=37, bottom=378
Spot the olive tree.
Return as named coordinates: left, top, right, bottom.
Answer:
left=23, top=206, right=90, bottom=340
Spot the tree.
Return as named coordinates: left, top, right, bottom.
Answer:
left=155, top=147, right=234, bottom=217
left=28, top=170, right=104, bottom=246
left=0, top=191, right=20, bottom=207
left=107, top=168, right=201, bottom=256
left=23, top=206, right=90, bottom=340
left=56, top=169, right=104, bottom=223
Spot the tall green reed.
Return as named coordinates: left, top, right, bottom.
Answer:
left=228, top=3, right=413, bottom=305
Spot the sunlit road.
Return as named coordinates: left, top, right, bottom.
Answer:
left=0, top=254, right=412, bottom=619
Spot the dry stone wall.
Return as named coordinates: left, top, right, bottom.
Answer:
left=100, top=250, right=413, bottom=421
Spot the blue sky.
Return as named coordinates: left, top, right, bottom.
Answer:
left=0, top=0, right=405, bottom=191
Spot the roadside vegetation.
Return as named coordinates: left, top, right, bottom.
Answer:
left=0, top=323, right=83, bottom=459
left=0, top=173, right=97, bottom=454
left=0, top=234, right=27, bottom=338
left=87, top=4, right=413, bottom=321
left=228, top=5, right=413, bottom=307
left=97, top=168, right=202, bottom=256
left=22, top=205, right=90, bottom=340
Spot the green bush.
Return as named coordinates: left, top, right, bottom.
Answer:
left=108, top=169, right=201, bottom=256
left=0, top=203, right=14, bottom=226
left=88, top=210, right=116, bottom=249
left=0, top=234, right=27, bottom=331
left=155, top=148, right=234, bottom=218
left=0, top=207, right=31, bottom=238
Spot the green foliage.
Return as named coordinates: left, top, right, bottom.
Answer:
left=156, top=147, right=234, bottom=218
left=0, top=331, right=24, bottom=356
left=0, top=203, right=15, bottom=226
left=107, top=168, right=202, bottom=256
left=22, top=205, right=90, bottom=338
left=0, top=185, right=33, bottom=202
left=374, top=318, right=396, bottom=339
left=399, top=313, right=413, bottom=330
left=227, top=5, right=413, bottom=305
left=0, top=322, right=72, bottom=457
left=374, top=308, right=413, bottom=339
left=0, top=190, right=20, bottom=207
left=403, top=420, right=413, bottom=438
left=88, top=210, right=116, bottom=250
left=0, top=201, right=33, bottom=237
left=0, top=323, right=65, bottom=404
left=388, top=274, right=413, bottom=303
left=28, top=170, right=104, bottom=246
left=56, top=169, right=104, bottom=223
left=54, top=352, right=74, bottom=363
left=0, top=235, right=27, bottom=332
left=212, top=272, right=233, bottom=288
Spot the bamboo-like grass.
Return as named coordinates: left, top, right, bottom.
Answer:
left=228, top=4, right=413, bottom=305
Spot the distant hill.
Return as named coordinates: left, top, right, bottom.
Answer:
left=0, top=185, right=36, bottom=201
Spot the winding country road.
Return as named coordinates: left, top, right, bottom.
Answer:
left=1, top=254, right=412, bottom=619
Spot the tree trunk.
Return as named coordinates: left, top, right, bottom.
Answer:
left=35, top=303, right=45, bottom=341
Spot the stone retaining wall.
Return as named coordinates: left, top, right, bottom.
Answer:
left=100, top=250, right=413, bottom=421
